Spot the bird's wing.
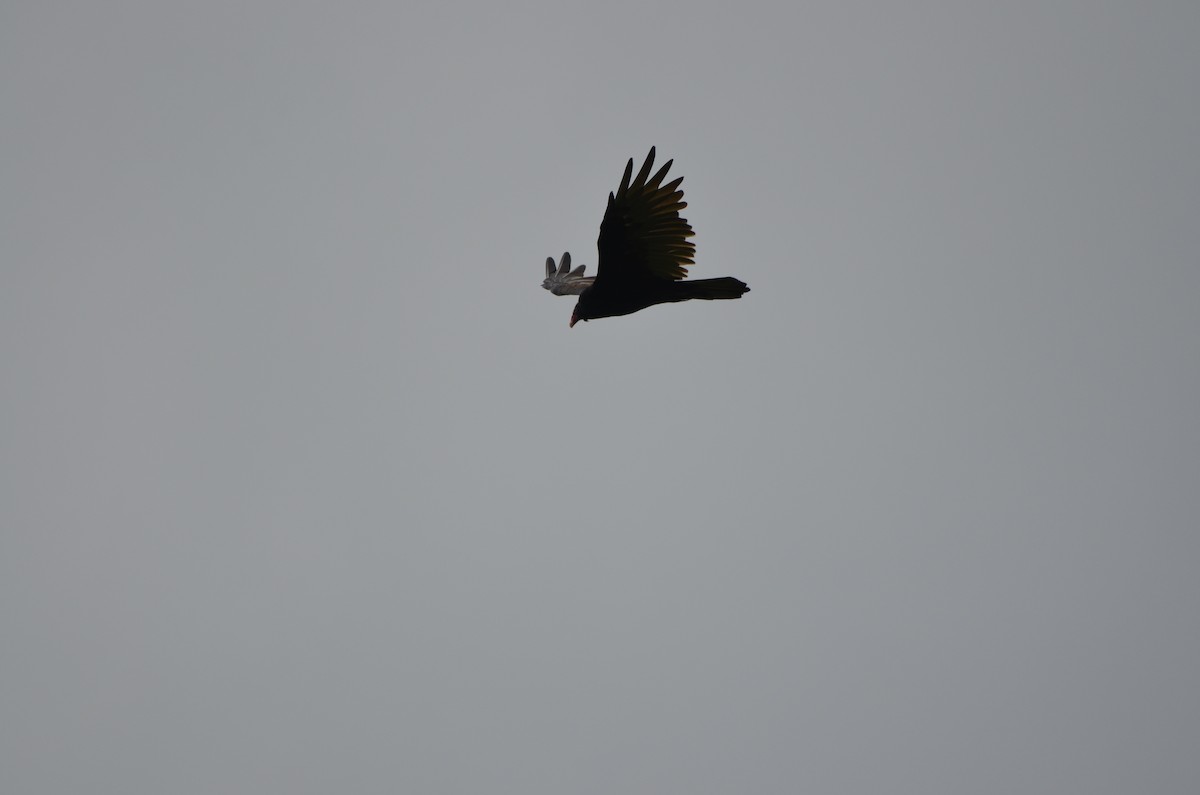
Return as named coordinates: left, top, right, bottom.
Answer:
left=541, top=252, right=594, bottom=295
left=596, top=147, right=695, bottom=285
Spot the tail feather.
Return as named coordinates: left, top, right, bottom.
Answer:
left=673, top=277, right=750, bottom=301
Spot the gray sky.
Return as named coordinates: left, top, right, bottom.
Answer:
left=3, top=1, right=1199, bottom=793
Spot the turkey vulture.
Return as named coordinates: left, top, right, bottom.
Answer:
left=544, top=148, right=749, bottom=327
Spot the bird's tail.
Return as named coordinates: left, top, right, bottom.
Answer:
left=673, top=277, right=750, bottom=301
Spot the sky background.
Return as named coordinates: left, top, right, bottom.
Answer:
left=3, top=1, right=1199, bottom=793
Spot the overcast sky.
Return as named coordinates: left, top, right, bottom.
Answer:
left=3, top=2, right=1199, bottom=793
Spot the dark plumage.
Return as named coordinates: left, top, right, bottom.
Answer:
left=554, top=148, right=749, bottom=327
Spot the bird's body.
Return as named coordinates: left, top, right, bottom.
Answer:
left=547, top=148, right=749, bottom=327
left=571, top=276, right=749, bottom=326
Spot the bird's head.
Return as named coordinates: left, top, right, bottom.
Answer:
left=569, top=288, right=596, bottom=328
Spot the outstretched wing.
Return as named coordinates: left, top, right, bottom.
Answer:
left=596, top=147, right=695, bottom=285
left=541, top=252, right=594, bottom=296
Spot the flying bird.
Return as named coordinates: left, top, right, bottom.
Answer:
left=543, top=148, right=749, bottom=327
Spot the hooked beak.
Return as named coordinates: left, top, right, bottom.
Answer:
left=569, top=312, right=579, bottom=328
